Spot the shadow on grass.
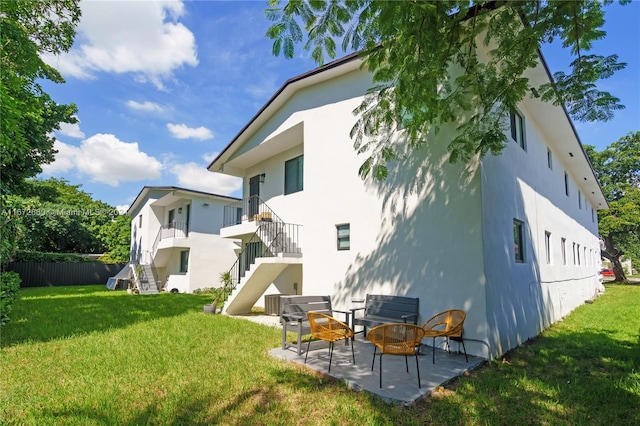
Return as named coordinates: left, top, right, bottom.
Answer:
left=2, top=285, right=213, bottom=346
left=416, top=327, right=640, bottom=425
left=41, top=365, right=395, bottom=425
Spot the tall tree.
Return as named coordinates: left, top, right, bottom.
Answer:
left=98, top=214, right=132, bottom=264
left=585, top=132, right=640, bottom=283
left=266, top=1, right=628, bottom=179
left=0, top=0, right=81, bottom=193
left=17, top=178, right=118, bottom=255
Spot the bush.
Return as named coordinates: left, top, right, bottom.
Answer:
left=1, top=271, right=21, bottom=328
left=13, top=250, right=98, bottom=263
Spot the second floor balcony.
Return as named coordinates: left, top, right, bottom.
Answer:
left=221, top=195, right=280, bottom=238
left=152, top=221, right=189, bottom=254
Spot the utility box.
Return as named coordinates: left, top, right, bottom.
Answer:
left=265, top=294, right=283, bottom=316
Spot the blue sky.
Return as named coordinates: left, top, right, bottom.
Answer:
left=40, top=1, right=640, bottom=211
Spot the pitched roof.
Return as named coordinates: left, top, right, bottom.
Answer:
left=126, top=186, right=240, bottom=216
left=207, top=47, right=607, bottom=209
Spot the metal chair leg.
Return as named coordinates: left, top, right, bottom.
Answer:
left=304, top=339, right=311, bottom=364
left=415, top=353, right=421, bottom=389
left=328, top=342, right=334, bottom=372
left=379, top=353, right=383, bottom=388
left=350, top=338, right=355, bottom=365
left=371, top=346, right=377, bottom=371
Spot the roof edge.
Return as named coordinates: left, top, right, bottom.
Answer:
left=126, top=185, right=240, bottom=216
left=207, top=52, right=362, bottom=172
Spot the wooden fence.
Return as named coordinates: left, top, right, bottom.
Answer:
left=6, top=262, right=127, bottom=287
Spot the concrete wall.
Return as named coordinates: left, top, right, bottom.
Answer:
left=481, top=95, right=602, bottom=357
left=226, top=68, right=490, bottom=357
left=129, top=189, right=238, bottom=293
left=219, top=53, right=603, bottom=359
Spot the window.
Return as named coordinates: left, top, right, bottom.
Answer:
left=138, top=215, right=142, bottom=228
left=547, top=148, right=553, bottom=169
left=578, top=191, right=582, bottom=209
left=545, top=231, right=552, bottom=264
left=564, top=172, right=570, bottom=196
left=572, top=242, right=577, bottom=265
left=336, top=224, right=350, bottom=251
left=591, top=207, right=595, bottom=223
left=284, top=155, right=303, bottom=195
left=577, top=244, right=581, bottom=265
left=513, top=219, right=525, bottom=263
left=180, top=250, right=189, bottom=273
left=561, top=238, right=567, bottom=265
left=510, top=111, right=525, bottom=150
left=584, top=247, right=587, bottom=266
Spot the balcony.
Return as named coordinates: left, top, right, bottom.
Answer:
left=221, top=195, right=279, bottom=239
left=152, top=222, right=189, bottom=254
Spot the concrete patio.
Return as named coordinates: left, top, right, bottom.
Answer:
left=269, top=334, right=484, bottom=405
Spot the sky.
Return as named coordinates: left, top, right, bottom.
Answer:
left=39, top=0, right=640, bottom=211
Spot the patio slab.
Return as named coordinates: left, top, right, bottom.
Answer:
left=269, top=336, right=484, bottom=405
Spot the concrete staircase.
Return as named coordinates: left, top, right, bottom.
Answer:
left=222, top=257, right=302, bottom=315
left=135, top=264, right=159, bottom=294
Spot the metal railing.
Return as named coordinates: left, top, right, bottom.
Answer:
left=223, top=195, right=284, bottom=227
left=221, top=221, right=302, bottom=303
left=151, top=221, right=189, bottom=255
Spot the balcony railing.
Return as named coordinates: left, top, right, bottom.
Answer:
left=221, top=222, right=302, bottom=302
left=151, top=221, right=189, bottom=255
left=223, top=195, right=283, bottom=227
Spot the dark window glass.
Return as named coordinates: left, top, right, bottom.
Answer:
left=284, top=155, right=303, bottom=195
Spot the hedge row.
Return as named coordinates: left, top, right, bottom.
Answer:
left=1, top=271, right=21, bottom=328
left=13, top=250, right=99, bottom=263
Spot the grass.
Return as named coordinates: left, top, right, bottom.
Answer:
left=1, top=283, right=639, bottom=425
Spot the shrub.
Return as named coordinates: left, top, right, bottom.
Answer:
left=0, top=271, right=21, bottom=328
left=13, top=250, right=98, bottom=263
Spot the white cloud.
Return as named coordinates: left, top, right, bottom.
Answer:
left=202, top=152, right=219, bottom=163
left=169, top=162, right=241, bottom=195
left=126, top=100, right=166, bottom=113
left=43, top=0, right=198, bottom=88
left=42, top=141, right=81, bottom=174
left=167, top=123, right=214, bottom=141
left=42, top=134, right=162, bottom=187
left=57, top=121, right=85, bottom=139
left=115, top=204, right=130, bottom=214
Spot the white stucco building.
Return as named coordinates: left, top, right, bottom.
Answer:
left=126, top=186, right=240, bottom=294
left=206, top=50, right=607, bottom=359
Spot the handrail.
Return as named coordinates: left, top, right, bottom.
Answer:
left=220, top=220, right=302, bottom=303
left=223, top=195, right=285, bottom=227
left=152, top=221, right=189, bottom=256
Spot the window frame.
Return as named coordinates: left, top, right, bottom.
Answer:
left=578, top=191, right=582, bottom=209
left=284, top=155, right=304, bottom=195
left=336, top=223, right=350, bottom=251
left=513, top=219, right=525, bottom=263
left=510, top=110, right=526, bottom=150
left=179, top=250, right=189, bottom=273
left=547, top=148, right=553, bottom=169
left=545, top=231, right=552, bottom=264
left=561, top=237, right=567, bottom=265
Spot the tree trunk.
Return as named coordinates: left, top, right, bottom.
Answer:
left=601, top=235, right=629, bottom=283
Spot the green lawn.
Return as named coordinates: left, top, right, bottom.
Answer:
left=1, top=284, right=638, bottom=425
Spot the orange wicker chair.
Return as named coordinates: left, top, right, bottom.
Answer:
left=304, top=311, right=355, bottom=372
left=366, top=323, right=425, bottom=388
left=422, top=309, right=468, bottom=364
